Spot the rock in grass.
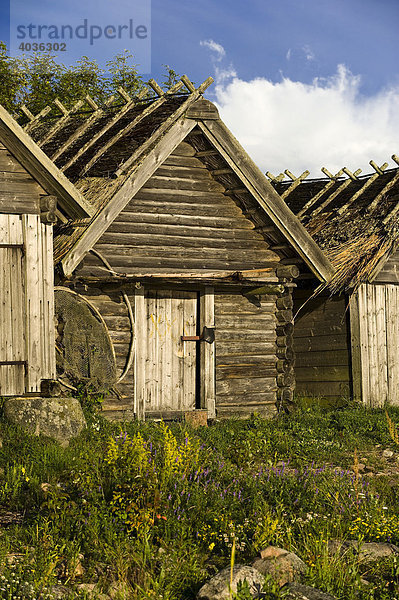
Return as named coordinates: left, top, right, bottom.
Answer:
left=253, top=546, right=306, bottom=586
left=3, top=397, right=86, bottom=446
left=285, top=582, right=337, bottom=599
left=328, top=540, right=399, bottom=563
left=197, top=565, right=265, bottom=599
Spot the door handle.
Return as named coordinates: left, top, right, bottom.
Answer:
left=181, top=326, right=215, bottom=344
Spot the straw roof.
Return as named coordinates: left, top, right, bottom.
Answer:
left=268, top=161, right=399, bottom=292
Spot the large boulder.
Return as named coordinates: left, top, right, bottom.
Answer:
left=197, top=565, right=265, bottom=600
left=328, top=540, right=399, bottom=564
left=253, top=546, right=306, bottom=586
left=3, top=397, right=86, bottom=446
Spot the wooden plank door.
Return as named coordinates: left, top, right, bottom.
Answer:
left=0, top=215, right=26, bottom=395
left=135, top=289, right=198, bottom=417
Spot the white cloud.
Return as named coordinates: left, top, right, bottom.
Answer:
left=286, top=48, right=291, bottom=61
left=211, top=64, right=399, bottom=177
left=200, top=39, right=226, bottom=62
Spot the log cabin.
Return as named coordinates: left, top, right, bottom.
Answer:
left=269, top=160, right=399, bottom=407
left=0, top=76, right=334, bottom=421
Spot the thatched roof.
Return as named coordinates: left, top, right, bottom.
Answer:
left=269, top=162, right=399, bottom=292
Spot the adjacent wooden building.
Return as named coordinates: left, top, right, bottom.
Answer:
left=0, top=76, right=333, bottom=420
left=269, top=160, right=399, bottom=407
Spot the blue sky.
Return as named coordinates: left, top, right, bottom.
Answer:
left=0, top=0, right=398, bottom=174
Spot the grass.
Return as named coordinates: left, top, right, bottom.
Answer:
left=0, top=401, right=399, bottom=598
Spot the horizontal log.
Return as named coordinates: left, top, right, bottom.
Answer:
left=215, top=315, right=276, bottom=329
left=138, top=186, right=233, bottom=201
left=101, top=231, right=270, bottom=251
left=295, top=381, right=351, bottom=398
left=294, top=334, right=349, bottom=352
left=216, top=341, right=277, bottom=356
left=162, top=155, right=206, bottom=168
left=276, top=265, right=300, bottom=279
left=115, top=208, right=255, bottom=229
left=171, top=142, right=196, bottom=157
left=0, top=148, right=26, bottom=172
left=216, top=355, right=278, bottom=367
left=217, top=365, right=276, bottom=379
left=0, top=197, right=40, bottom=214
left=294, top=349, right=350, bottom=367
left=118, top=198, right=242, bottom=216
left=244, top=284, right=284, bottom=297
left=216, top=376, right=277, bottom=396
left=155, top=162, right=209, bottom=176
left=294, top=323, right=348, bottom=338
left=145, top=174, right=225, bottom=193
left=295, top=366, right=350, bottom=383
left=216, top=329, right=274, bottom=342
left=90, top=252, right=276, bottom=272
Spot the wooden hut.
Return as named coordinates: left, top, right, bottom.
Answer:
left=0, top=76, right=333, bottom=420
left=269, top=159, right=399, bottom=407
left=0, top=104, right=93, bottom=397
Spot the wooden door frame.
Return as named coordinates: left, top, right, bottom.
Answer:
left=134, top=284, right=215, bottom=420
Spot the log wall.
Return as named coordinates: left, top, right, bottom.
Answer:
left=77, top=141, right=279, bottom=277
left=0, top=143, right=44, bottom=214
left=214, top=290, right=278, bottom=418
left=293, top=288, right=351, bottom=402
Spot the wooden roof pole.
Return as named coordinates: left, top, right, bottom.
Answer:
left=61, top=87, right=149, bottom=172
left=311, top=167, right=362, bottom=217
left=296, top=168, right=344, bottom=218
left=79, top=80, right=185, bottom=177
left=50, top=94, right=116, bottom=162
left=338, top=160, right=389, bottom=214
left=280, top=170, right=310, bottom=200
left=37, top=98, right=85, bottom=147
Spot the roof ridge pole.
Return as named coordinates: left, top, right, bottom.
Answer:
left=296, top=167, right=344, bottom=218
left=311, top=167, right=362, bottom=217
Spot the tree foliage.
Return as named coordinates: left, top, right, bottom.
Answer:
left=0, top=43, right=179, bottom=116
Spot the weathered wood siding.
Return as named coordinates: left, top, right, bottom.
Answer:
left=0, top=214, right=55, bottom=395
left=214, top=291, right=278, bottom=418
left=374, top=250, right=399, bottom=283
left=0, top=143, right=44, bottom=214
left=293, top=289, right=351, bottom=401
left=350, top=283, right=399, bottom=407
left=77, top=141, right=279, bottom=276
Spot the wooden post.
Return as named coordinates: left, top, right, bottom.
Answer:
left=134, top=286, right=146, bottom=421
left=200, top=286, right=216, bottom=419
